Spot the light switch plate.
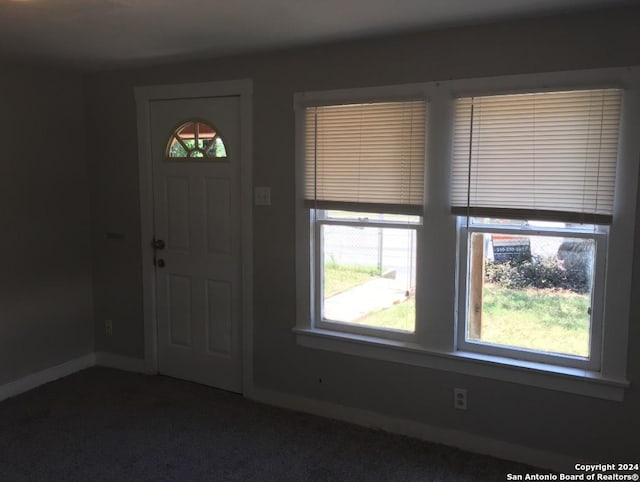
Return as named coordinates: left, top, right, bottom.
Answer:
left=254, top=186, right=271, bottom=206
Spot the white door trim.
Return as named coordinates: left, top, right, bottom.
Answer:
left=135, top=79, right=254, bottom=396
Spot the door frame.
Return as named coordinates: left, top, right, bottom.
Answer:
left=135, top=79, right=253, bottom=395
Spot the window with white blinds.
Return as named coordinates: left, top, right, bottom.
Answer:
left=450, top=89, right=622, bottom=224
left=304, top=101, right=426, bottom=215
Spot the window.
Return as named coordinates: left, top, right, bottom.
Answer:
left=452, top=89, right=622, bottom=369
left=295, top=70, right=639, bottom=400
left=458, top=219, right=606, bottom=369
left=304, top=101, right=426, bottom=339
left=166, top=120, right=227, bottom=159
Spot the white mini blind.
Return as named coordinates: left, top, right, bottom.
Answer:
left=304, top=101, right=426, bottom=215
left=451, top=89, right=622, bottom=224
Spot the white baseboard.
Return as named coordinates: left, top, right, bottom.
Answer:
left=95, top=352, right=151, bottom=374
left=249, top=387, right=577, bottom=473
left=0, top=353, right=96, bottom=403
left=0, top=352, right=152, bottom=404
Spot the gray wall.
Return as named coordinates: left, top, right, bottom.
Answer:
left=86, top=6, right=640, bottom=460
left=0, top=63, right=93, bottom=385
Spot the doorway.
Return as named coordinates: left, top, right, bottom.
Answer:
left=136, top=80, right=253, bottom=393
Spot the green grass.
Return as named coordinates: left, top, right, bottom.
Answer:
left=357, top=297, right=415, bottom=332
left=478, top=284, right=590, bottom=357
left=323, top=264, right=590, bottom=357
left=323, top=262, right=379, bottom=297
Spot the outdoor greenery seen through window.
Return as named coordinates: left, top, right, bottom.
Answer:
left=167, top=121, right=227, bottom=159
left=468, top=232, right=594, bottom=357
left=321, top=214, right=594, bottom=356
left=321, top=218, right=417, bottom=333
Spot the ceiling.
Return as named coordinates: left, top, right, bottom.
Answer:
left=0, top=0, right=632, bottom=71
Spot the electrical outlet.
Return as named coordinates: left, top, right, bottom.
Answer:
left=105, top=319, right=113, bottom=337
left=454, top=388, right=467, bottom=410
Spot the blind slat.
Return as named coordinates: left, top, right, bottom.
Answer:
left=450, top=89, right=622, bottom=223
left=304, top=101, right=426, bottom=214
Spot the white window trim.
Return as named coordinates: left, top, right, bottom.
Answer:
left=294, top=67, right=640, bottom=401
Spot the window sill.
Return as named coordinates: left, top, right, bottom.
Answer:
left=293, top=327, right=629, bottom=401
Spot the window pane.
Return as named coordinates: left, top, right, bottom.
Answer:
left=168, top=136, right=187, bottom=157
left=325, top=210, right=420, bottom=224
left=206, top=137, right=227, bottom=157
left=469, top=217, right=597, bottom=231
left=321, top=224, right=416, bottom=332
left=166, top=121, right=228, bottom=159
left=467, top=232, right=594, bottom=357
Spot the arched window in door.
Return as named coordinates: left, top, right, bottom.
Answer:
left=166, top=120, right=228, bottom=160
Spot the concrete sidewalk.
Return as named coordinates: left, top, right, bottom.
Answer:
left=324, top=277, right=408, bottom=322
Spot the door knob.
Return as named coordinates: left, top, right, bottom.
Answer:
left=152, top=238, right=165, bottom=250
left=157, top=259, right=165, bottom=268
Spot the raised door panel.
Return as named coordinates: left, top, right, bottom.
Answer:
left=205, top=177, right=231, bottom=255
left=168, top=274, right=192, bottom=348
left=166, top=177, right=190, bottom=252
left=206, top=280, right=232, bottom=355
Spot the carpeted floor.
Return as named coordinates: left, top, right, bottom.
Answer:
left=0, top=367, right=536, bottom=481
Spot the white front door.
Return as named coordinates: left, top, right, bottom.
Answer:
left=149, top=95, right=242, bottom=392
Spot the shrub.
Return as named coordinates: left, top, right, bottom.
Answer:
left=484, top=255, right=590, bottom=294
